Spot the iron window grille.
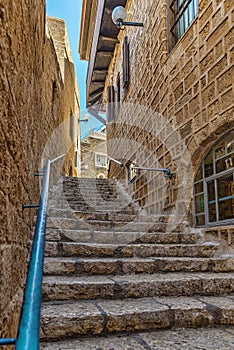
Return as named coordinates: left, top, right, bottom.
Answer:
left=168, top=0, right=198, bottom=50
left=95, top=153, right=107, bottom=168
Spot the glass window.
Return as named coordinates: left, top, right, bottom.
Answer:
left=194, top=131, right=234, bottom=226
left=217, top=173, right=234, bottom=221
left=204, top=152, right=213, bottom=177
left=195, top=194, right=204, bottom=214
left=95, top=153, right=107, bottom=168
left=194, top=181, right=203, bottom=194
left=195, top=165, right=203, bottom=182
left=216, top=154, right=234, bottom=174
left=195, top=214, right=205, bottom=226
left=168, top=0, right=198, bottom=50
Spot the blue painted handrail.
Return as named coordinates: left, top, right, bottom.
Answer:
left=0, top=154, right=65, bottom=349
left=0, top=339, right=16, bottom=346
left=15, top=160, right=50, bottom=350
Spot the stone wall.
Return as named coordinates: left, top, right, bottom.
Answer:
left=106, top=0, right=234, bottom=222
left=81, top=131, right=107, bottom=178
left=0, top=2, right=79, bottom=339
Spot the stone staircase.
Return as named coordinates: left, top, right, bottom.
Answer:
left=40, top=177, right=234, bottom=349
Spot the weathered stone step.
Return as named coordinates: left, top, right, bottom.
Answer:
left=40, top=295, right=234, bottom=340
left=47, top=209, right=137, bottom=222
left=40, top=326, right=234, bottom=349
left=42, top=272, right=234, bottom=301
left=48, top=200, right=133, bottom=216
left=45, top=228, right=200, bottom=244
left=43, top=256, right=234, bottom=276
left=46, top=217, right=188, bottom=232
left=44, top=241, right=219, bottom=258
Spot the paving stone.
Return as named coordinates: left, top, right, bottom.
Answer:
left=140, top=326, right=234, bottom=349
left=40, top=335, right=146, bottom=349
left=97, top=297, right=170, bottom=333
left=42, top=275, right=115, bottom=300
left=40, top=302, right=104, bottom=340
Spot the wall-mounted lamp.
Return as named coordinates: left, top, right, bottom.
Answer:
left=78, top=114, right=89, bottom=123
left=112, top=6, right=143, bottom=29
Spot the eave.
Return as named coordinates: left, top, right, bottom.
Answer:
left=86, top=0, right=127, bottom=109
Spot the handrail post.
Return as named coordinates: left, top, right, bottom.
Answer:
left=15, top=160, right=51, bottom=350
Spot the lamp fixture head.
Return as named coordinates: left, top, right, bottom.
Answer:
left=112, top=6, right=127, bottom=26
left=112, top=6, right=143, bottom=29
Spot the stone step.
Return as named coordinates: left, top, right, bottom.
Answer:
left=40, top=295, right=234, bottom=340
left=45, top=217, right=189, bottom=232
left=45, top=228, right=201, bottom=244
left=40, top=326, right=234, bottom=349
left=44, top=241, right=219, bottom=258
left=43, top=256, right=234, bottom=276
left=42, top=272, right=234, bottom=301
left=47, top=201, right=134, bottom=212
left=47, top=209, right=137, bottom=222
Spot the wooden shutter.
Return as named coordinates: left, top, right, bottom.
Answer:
left=107, top=85, right=115, bottom=122
left=123, top=36, right=130, bottom=89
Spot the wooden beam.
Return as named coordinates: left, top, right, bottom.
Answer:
left=96, top=51, right=113, bottom=57
left=86, top=0, right=105, bottom=105
left=92, top=81, right=105, bottom=86
left=93, top=69, right=108, bottom=73
left=99, top=35, right=119, bottom=43
left=89, top=89, right=103, bottom=101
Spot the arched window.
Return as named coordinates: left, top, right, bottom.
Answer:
left=194, top=131, right=234, bottom=226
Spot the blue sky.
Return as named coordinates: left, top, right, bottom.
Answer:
left=46, top=0, right=103, bottom=137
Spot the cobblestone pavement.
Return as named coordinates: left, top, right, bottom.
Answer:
left=41, top=326, right=234, bottom=349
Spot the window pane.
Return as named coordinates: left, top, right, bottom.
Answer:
left=194, top=181, right=203, bottom=194
left=196, top=215, right=205, bottom=226
left=204, top=152, right=213, bottom=177
left=195, top=166, right=203, bottom=182
left=217, top=172, right=234, bottom=221
left=207, top=180, right=217, bottom=222
left=208, top=203, right=217, bottom=222
left=214, top=142, right=225, bottom=159
left=195, top=194, right=205, bottom=214
left=216, top=154, right=234, bottom=174
left=227, top=132, right=234, bottom=154
left=184, top=8, right=189, bottom=30
left=207, top=180, right=215, bottom=203
left=95, top=154, right=107, bottom=167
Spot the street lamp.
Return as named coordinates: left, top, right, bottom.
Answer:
left=112, top=6, right=143, bottom=29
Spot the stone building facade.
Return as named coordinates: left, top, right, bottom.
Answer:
left=80, top=127, right=108, bottom=178
left=80, top=0, right=234, bottom=230
left=0, top=1, right=80, bottom=339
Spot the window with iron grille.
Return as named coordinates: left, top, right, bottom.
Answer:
left=95, top=153, right=107, bottom=168
left=123, top=36, right=130, bottom=89
left=168, top=0, right=198, bottom=51
left=107, top=85, right=115, bottom=122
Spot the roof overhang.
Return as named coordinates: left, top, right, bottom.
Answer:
left=85, top=0, right=127, bottom=109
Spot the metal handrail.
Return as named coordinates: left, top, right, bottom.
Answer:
left=0, top=154, right=65, bottom=349
left=107, top=156, right=124, bottom=168
left=50, top=153, right=65, bottom=164
left=107, top=156, right=172, bottom=179
left=132, top=166, right=173, bottom=179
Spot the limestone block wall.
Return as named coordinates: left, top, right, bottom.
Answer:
left=0, top=2, right=79, bottom=339
left=106, top=0, right=234, bottom=222
left=81, top=133, right=107, bottom=178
